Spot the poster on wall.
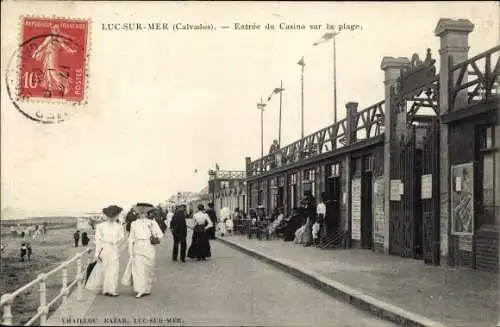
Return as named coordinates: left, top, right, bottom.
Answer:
left=351, top=178, right=361, bottom=241
left=451, top=163, right=474, bottom=236
left=373, top=177, right=385, bottom=244
left=390, top=180, right=401, bottom=201
left=421, top=174, right=432, bottom=199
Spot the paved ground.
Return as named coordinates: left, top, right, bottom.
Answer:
left=219, top=233, right=498, bottom=327
left=52, top=230, right=395, bottom=327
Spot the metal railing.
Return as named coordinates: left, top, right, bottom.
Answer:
left=0, top=248, right=92, bottom=326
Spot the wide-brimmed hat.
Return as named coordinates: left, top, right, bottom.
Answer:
left=102, top=205, right=123, bottom=219
left=133, top=203, right=155, bottom=215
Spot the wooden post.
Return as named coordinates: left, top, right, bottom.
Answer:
left=62, top=264, right=68, bottom=305
left=1, top=294, right=13, bottom=325
left=38, top=274, right=47, bottom=325
left=76, top=257, right=83, bottom=301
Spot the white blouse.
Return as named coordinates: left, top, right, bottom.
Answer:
left=317, top=202, right=326, bottom=215
left=129, top=218, right=164, bottom=243
left=94, top=221, right=125, bottom=257
left=192, top=211, right=213, bottom=229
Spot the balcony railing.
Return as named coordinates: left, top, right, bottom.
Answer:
left=0, top=248, right=92, bottom=326
left=209, top=170, right=246, bottom=180
left=450, top=45, right=500, bottom=110
left=247, top=100, right=385, bottom=178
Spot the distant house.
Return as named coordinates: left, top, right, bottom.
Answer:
left=79, top=213, right=105, bottom=231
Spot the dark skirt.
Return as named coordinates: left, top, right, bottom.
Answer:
left=187, top=225, right=211, bottom=259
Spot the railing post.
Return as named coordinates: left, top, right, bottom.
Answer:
left=1, top=294, right=13, bottom=325
left=76, top=256, right=83, bottom=301
left=38, top=273, right=47, bottom=326
left=61, top=262, right=69, bottom=305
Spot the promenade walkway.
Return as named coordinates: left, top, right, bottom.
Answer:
left=218, top=234, right=498, bottom=327
left=47, top=229, right=394, bottom=327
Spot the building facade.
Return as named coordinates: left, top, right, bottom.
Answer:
left=244, top=18, right=499, bottom=272
left=208, top=169, right=247, bottom=216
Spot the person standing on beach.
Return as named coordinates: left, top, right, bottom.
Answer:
left=20, top=243, right=27, bottom=262
left=73, top=230, right=80, bottom=247
left=27, top=243, right=32, bottom=261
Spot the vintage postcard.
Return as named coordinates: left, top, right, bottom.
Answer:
left=1, top=1, right=499, bottom=327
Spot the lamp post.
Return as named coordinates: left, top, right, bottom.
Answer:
left=313, top=32, right=340, bottom=124
left=257, top=98, right=266, bottom=159
left=297, top=57, right=305, bottom=138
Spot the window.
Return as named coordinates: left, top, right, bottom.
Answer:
left=270, top=177, right=277, bottom=189
left=363, top=155, right=373, bottom=172
left=352, top=157, right=362, bottom=176
left=480, top=126, right=495, bottom=150
left=288, top=173, right=298, bottom=210
left=478, top=125, right=497, bottom=226
left=303, top=168, right=317, bottom=197
left=329, top=163, right=340, bottom=177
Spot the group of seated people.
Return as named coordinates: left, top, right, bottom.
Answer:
left=268, top=207, right=305, bottom=242
left=243, top=191, right=339, bottom=246
left=236, top=205, right=314, bottom=243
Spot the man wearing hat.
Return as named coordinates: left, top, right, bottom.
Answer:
left=206, top=202, right=218, bottom=240
left=93, top=205, right=125, bottom=297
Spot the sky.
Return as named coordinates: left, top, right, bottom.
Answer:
left=1, top=1, right=498, bottom=218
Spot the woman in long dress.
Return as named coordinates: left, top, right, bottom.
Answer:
left=123, top=206, right=164, bottom=298
left=218, top=207, right=232, bottom=237
left=268, top=208, right=284, bottom=235
left=85, top=205, right=124, bottom=296
left=187, top=204, right=213, bottom=260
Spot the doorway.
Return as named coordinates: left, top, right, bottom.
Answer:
left=277, top=187, right=284, bottom=209
left=325, top=163, right=341, bottom=234
left=288, top=173, right=298, bottom=212
left=361, top=156, right=373, bottom=250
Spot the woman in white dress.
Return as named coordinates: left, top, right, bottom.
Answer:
left=218, top=207, right=233, bottom=237
left=123, top=205, right=164, bottom=298
left=269, top=208, right=284, bottom=235
left=85, top=205, right=124, bottom=296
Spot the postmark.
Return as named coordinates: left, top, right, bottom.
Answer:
left=5, top=16, right=91, bottom=123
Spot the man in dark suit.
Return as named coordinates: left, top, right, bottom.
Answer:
left=170, top=206, right=187, bottom=262
left=206, top=202, right=218, bottom=240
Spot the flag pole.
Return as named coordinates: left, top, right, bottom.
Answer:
left=300, top=58, right=305, bottom=139
left=257, top=98, right=266, bottom=159
left=261, top=101, right=264, bottom=159
left=279, top=80, right=283, bottom=145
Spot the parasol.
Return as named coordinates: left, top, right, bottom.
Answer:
left=85, top=248, right=103, bottom=286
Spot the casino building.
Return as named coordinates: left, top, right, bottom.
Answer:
left=214, top=18, right=499, bottom=273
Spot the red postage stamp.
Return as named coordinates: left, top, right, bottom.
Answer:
left=18, top=16, right=90, bottom=103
